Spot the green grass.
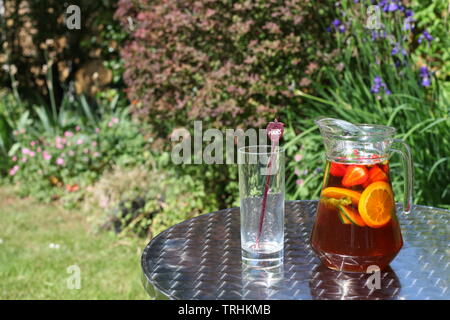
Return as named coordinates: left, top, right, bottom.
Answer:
left=0, top=187, right=148, bottom=299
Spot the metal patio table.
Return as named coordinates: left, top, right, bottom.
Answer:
left=141, top=201, right=449, bottom=300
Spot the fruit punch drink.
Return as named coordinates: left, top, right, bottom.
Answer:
left=311, top=159, right=403, bottom=272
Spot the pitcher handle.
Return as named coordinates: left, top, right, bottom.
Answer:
left=389, top=139, right=414, bottom=214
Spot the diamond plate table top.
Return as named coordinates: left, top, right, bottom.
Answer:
left=141, top=201, right=450, bottom=300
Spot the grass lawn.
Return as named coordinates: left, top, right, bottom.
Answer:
left=0, top=186, right=149, bottom=299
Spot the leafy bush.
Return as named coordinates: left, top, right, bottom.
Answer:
left=411, top=0, right=450, bottom=86
left=0, top=90, right=30, bottom=174
left=84, top=164, right=218, bottom=238
left=7, top=106, right=147, bottom=203
left=115, top=0, right=335, bottom=140
left=285, top=0, right=450, bottom=208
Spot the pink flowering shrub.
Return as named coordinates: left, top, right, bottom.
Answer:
left=7, top=111, right=147, bottom=203
left=115, top=0, right=333, bottom=142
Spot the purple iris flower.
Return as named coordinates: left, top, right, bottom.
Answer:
left=371, top=31, right=378, bottom=41
left=403, top=16, right=415, bottom=31
left=330, top=18, right=346, bottom=33
left=424, top=31, right=433, bottom=41
left=387, top=3, right=399, bottom=11
left=420, top=66, right=429, bottom=75
left=332, top=19, right=341, bottom=27
left=421, top=77, right=431, bottom=87
left=371, top=76, right=391, bottom=95
left=405, top=9, right=413, bottom=18
left=418, top=30, right=433, bottom=43
left=381, top=1, right=401, bottom=13
left=419, top=66, right=431, bottom=87
left=391, top=43, right=407, bottom=56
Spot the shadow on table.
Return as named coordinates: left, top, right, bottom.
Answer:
left=309, top=264, right=401, bottom=300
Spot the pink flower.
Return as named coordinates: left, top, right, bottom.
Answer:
left=68, top=150, right=75, bottom=157
left=108, top=122, right=113, bottom=127
left=43, top=152, right=52, bottom=161
left=95, top=128, right=100, bottom=134
left=296, top=179, right=305, bottom=186
left=29, top=151, right=36, bottom=157
left=294, top=154, right=303, bottom=162
left=55, top=136, right=65, bottom=149
left=30, top=141, right=36, bottom=147
left=21, top=157, right=28, bottom=163
left=294, top=167, right=300, bottom=176
left=22, top=148, right=30, bottom=155
left=91, top=141, right=97, bottom=147
left=37, top=147, right=42, bottom=153
left=227, top=85, right=236, bottom=93
left=56, top=158, right=65, bottom=166
left=9, top=165, right=19, bottom=176
left=76, top=138, right=84, bottom=145
left=64, top=131, right=73, bottom=138
left=75, top=125, right=81, bottom=131
left=112, top=117, right=119, bottom=124
left=12, top=156, right=17, bottom=162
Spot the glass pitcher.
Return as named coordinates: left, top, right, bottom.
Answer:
left=310, top=118, right=413, bottom=273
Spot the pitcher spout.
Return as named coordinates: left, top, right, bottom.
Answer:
left=314, top=117, right=365, bottom=137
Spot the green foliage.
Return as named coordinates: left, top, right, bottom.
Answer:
left=84, top=164, right=218, bottom=238
left=285, top=1, right=450, bottom=208
left=411, top=0, right=450, bottom=85
left=0, top=90, right=28, bottom=173
left=7, top=102, right=147, bottom=204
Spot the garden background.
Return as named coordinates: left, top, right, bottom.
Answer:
left=0, top=0, right=449, bottom=299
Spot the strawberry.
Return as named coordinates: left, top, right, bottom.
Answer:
left=342, top=165, right=369, bottom=187
left=368, top=165, right=388, bottom=183
left=330, top=162, right=347, bottom=177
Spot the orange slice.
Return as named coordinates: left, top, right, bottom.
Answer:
left=338, top=205, right=366, bottom=227
left=358, top=181, right=394, bottom=228
left=321, top=187, right=361, bottom=206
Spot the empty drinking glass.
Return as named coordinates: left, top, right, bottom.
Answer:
left=238, top=145, right=285, bottom=268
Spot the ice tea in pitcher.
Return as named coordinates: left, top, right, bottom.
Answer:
left=310, top=117, right=413, bottom=273
left=311, top=158, right=403, bottom=272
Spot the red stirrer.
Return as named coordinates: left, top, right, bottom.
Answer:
left=255, top=119, right=284, bottom=247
